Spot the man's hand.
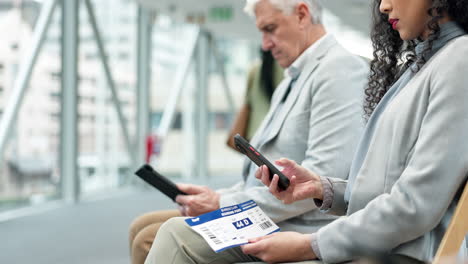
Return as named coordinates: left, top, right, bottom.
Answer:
left=241, top=232, right=317, bottom=263
left=175, top=184, right=220, bottom=216
left=255, top=158, right=323, bottom=204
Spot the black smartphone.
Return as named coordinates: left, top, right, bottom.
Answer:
left=135, top=164, right=187, bottom=202
left=234, top=134, right=290, bottom=190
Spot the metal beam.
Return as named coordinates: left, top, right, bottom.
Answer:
left=135, top=6, right=154, bottom=166
left=0, top=0, right=57, bottom=166
left=156, top=26, right=200, bottom=139
left=84, top=0, right=135, bottom=164
left=195, top=30, right=209, bottom=179
left=60, top=0, right=79, bottom=203
left=209, top=34, right=235, bottom=115
left=181, top=62, right=196, bottom=179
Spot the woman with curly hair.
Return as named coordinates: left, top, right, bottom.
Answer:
left=249, top=0, right=468, bottom=263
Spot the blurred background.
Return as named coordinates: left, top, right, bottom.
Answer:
left=0, top=0, right=373, bottom=263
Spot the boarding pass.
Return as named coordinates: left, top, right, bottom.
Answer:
left=185, top=200, right=280, bottom=252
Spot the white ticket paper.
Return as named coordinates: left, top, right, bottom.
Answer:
left=185, top=200, right=280, bottom=252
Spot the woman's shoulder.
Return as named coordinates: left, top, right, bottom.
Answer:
left=427, top=35, right=468, bottom=77
left=449, top=34, right=468, bottom=46
left=434, top=35, right=468, bottom=63
left=424, top=35, right=468, bottom=95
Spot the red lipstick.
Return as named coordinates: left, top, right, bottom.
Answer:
left=389, top=19, right=399, bottom=30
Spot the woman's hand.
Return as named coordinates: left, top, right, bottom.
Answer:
left=241, top=232, right=316, bottom=263
left=255, top=158, right=323, bottom=203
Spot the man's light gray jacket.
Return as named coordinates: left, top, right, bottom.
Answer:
left=218, top=35, right=369, bottom=233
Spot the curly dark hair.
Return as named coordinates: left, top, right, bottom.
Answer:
left=364, top=0, right=468, bottom=118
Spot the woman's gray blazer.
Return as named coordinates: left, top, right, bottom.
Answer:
left=317, top=36, right=468, bottom=263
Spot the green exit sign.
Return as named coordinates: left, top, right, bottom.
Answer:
left=209, top=6, right=233, bottom=22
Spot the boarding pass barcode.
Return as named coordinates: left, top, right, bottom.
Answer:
left=259, top=221, right=273, bottom=230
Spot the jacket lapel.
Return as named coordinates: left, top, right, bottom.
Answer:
left=248, top=77, right=292, bottom=147
left=260, top=62, right=317, bottom=145
left=258, top=37, right=336, bottom=147
left=259, top=36, right=337, bottom=147
left=241, top=36, right=338, bottom=180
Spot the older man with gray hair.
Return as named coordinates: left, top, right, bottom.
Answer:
left=244, top=0, right=323, bottom=24
left=142, top=0, right=369, bottom=263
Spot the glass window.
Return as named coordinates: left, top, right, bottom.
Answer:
left=0, top=3, right=62, bottom=212
left=77, top=0, right=137, bottom=196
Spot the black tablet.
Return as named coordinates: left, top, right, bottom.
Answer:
left=135, top=164, right=187, bottom=202
left=234, top=134, right=290, bottom=190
